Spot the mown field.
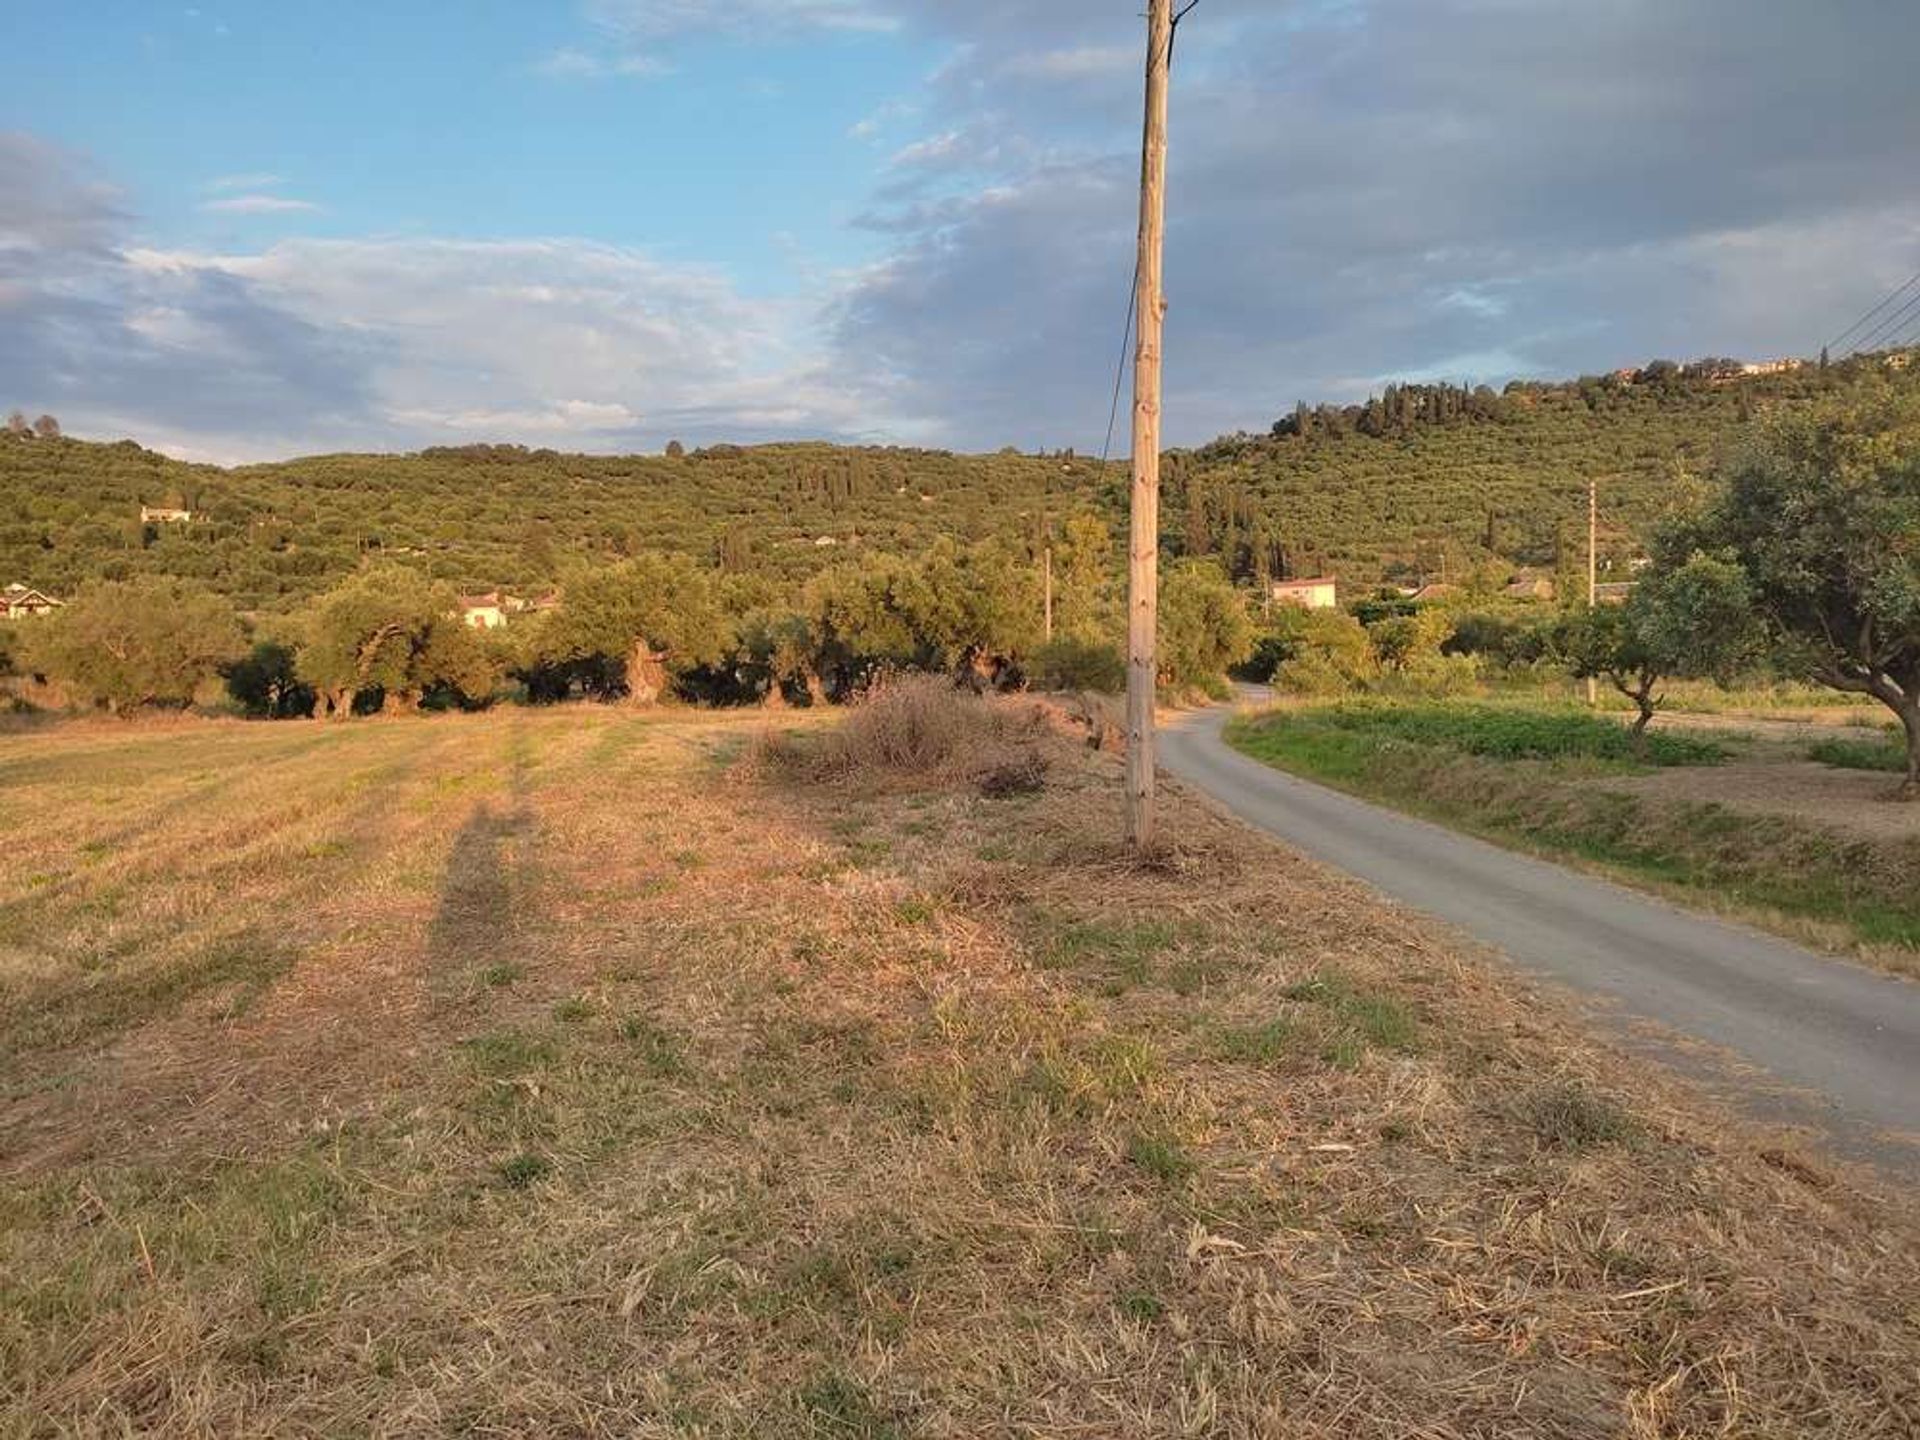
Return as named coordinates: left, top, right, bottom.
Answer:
left=3, top=699, right=1918, bottom=1436
left=1228, top=700, right=1920, bottom=967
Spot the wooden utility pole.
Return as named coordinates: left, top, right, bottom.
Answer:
left=1125, top=0, right=1173, bottom=850
left=1586, top=476, right=1599, bottom=707
left=1043, top=544, right=1054, bottom=642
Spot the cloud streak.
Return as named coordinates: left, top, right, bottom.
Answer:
left=201, top=194, right=323, bottom=215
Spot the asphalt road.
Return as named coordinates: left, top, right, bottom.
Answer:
left=1158, top=704, right=1920, bottom=1174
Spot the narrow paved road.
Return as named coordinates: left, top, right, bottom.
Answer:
left=1159, top=705, right=1920, bottom=1175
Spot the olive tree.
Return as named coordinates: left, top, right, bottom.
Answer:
left=1675, top=400, right=1920, bottom=795
left=1555, top=554, right=1759, bottom=738
left=527, top=553, right=731, bottom=705
left=297, top=567, right=498, bottom=717
left=29, top=576, right=243, bottom=711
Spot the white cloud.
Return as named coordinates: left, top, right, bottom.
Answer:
left=16, top=191, right=898, bottom=460
left=998, top=45, right=1134, bottom=81
left=202, top=194, right=323, bottom=215
left=534, top=46, right=670, bottom=79
left=204, top=172, right=286, bottom=192
left=585, top=0, right=899, bottom=40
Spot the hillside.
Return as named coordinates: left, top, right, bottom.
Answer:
left=3, top=351, right=1913, bottom=612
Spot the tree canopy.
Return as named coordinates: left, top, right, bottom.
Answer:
left=28, top=576, right=243, bottom=711
left=1672, top=392, right=1920, bottom=791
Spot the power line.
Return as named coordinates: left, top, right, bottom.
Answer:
left=1851, top=287, right=1920, bottom=355
left=1827, top=270, right=1920, bottom=353
left=1096, top=2, right=1198, bottom=472
left=1098, top=261, right=1140, bottom=471
left=1885, top=309, right=1920, bottom=351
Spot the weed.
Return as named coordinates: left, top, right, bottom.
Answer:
left=894, top=896, right=938, bottom=926
left=1519, top=1081, right=1634, bottom=1150
left=1214, top=1019, right=1297, bottom=1066
left=619, top=1015, right=687, bottom=1077
left=552, top=995, right=592, bottom=1023
left=792, top=1375, right=902, bottom=1439
left=1119, top=1291, right=1166, bottom=1323
left=480, top=961, right=523, bottom=988
left=461, top=1029, right=557, bottom=1078
left=496, top=1153, right=553, bottom=1189
left=1125, top=1130, right=1196, bottom=1185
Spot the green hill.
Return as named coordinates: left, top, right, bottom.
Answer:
left=3, top=351, right=1913, bottom=611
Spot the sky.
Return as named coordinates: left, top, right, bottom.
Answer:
left=4, top=0, right=1919, bottom=463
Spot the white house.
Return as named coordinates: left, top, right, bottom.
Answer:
left=1269, top=576, right=1339, bottom=610
left=0, top=583, right=62, bottom=619
left=456, top=592, right=507, bottom=630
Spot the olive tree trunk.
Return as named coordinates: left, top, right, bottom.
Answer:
left=626, top=644, right=670, bottom=707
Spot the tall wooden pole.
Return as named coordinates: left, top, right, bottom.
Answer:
left=1126, top=0, right=1173, bottom=850
left=1043, top=545, right=1054, bottom=642
left=1586, top=475, right=1599, bottom=707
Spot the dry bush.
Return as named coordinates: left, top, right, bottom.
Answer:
left=774, top=672, right=1058, bottom=789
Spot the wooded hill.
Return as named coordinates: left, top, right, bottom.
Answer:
left=3, top=351, right=1913, bottom=613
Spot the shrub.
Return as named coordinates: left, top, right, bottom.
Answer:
left=1030, top=637, right=1125, bottom=694
left=1270, top=611, right=1378, bottom=695
left=785, top=673, right=1052, bottom=787
left=1158, top=560, right=1255, bottom=692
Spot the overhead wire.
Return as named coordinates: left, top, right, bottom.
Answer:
left=1825, top=270, right=1920, bottom=354
left=1097, top=2, right=1200, bottom=473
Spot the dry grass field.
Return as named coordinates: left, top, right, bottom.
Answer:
left=3, top=691, right=1917, bottom=1437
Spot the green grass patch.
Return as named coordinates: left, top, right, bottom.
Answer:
left=495, top=1153, right=554, bottom=1189
left=1236, top=700, right=1728, bottom=769
left=1124, top=1130, right=1196, bottom=1185
left=1229, top=701, right=1920, bottom=959
left=1807, top=735, right=1907, bottom=773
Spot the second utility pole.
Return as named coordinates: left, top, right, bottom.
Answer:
left=1125, top=0, right=1173, bottom=851
left=1586, top=475, right=1598, bottom=707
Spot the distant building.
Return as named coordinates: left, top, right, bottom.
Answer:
left=140, top=505, right=194, bottom=524
left=1594, top=582, right=1636, bottom=606
left=1410, top=583, right=1459, bottom=603
left=1885, top=351, right=1914, bottom=371
left=1739, top=358, right=1804, bottom=377
left=1269, top=576, right=1338, bottom=610
left=456, top=592, right=507, bottom=630
left=0, top=583, right=63, bottom=619
left=501, top=592, right=560, bottom=617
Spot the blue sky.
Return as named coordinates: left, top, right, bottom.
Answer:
left=5, top=1, right=1919, bottom=462
left=7, top=1, right=919, bottom=278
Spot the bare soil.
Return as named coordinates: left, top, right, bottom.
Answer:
left=1603, top=759, right=1920, bottom=842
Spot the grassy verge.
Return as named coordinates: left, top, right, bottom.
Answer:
left=1228, top=701, right=1920, bottom=960
left=1, top=702, right=1916, bottom=1434
left=1807, top=734, right=1909, bottom=773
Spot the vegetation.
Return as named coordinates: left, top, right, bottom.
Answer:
left=1668, top=392, right=1920, bottom=794
left=295, top=566, right=501, bottom=717
left=1229, top=701, right=1920, bottom=955
left=1, top=702, right=1914, bottom=1434
left=23, top=575, right=242, bottom=711
left=1807, top=734, right=1908, bottom=773
left=1155, top=559, right=1254, bottom=693
left=3, top=354, right=1913, bottom=617
left=1552, top=554, right=1759, bottom=736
